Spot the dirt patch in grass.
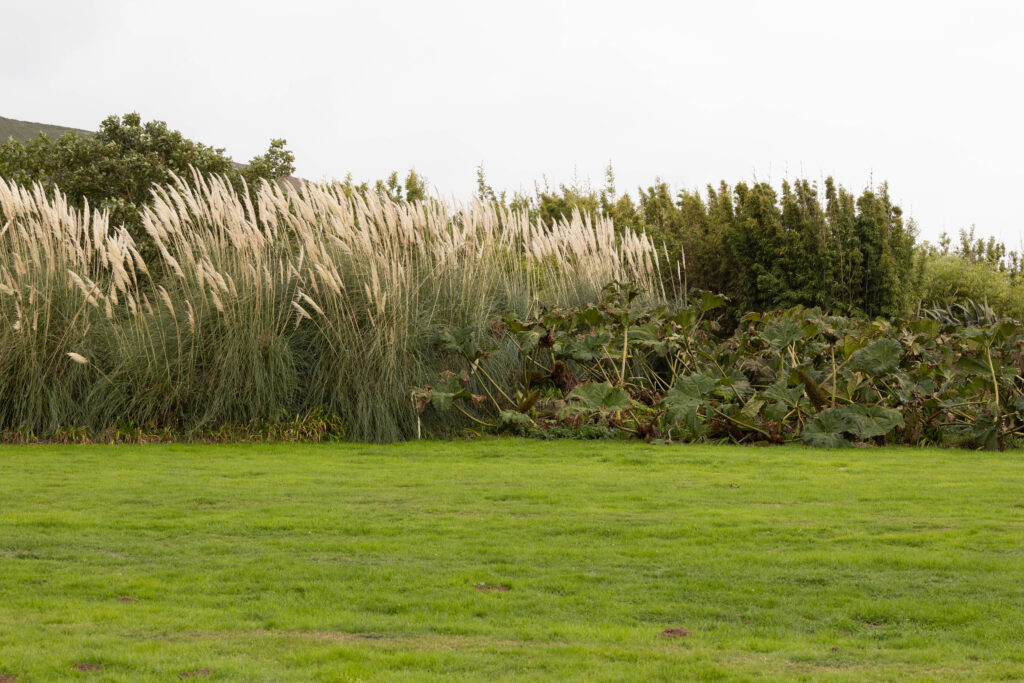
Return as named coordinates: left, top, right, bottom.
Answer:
left=858, top=619, right=885, bottom=627
left=117, top=596, right=137, bottom=602
left=659, top=627, right=692, bottom=638
left=0, top=674, right=19, bottom=682
left=475, top=584, right=510, bottom=591
left=180, top=668, right=211, bottom=678
left=73, top=663, right=102, bottom=671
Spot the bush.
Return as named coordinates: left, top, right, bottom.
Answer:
left=917, top=254, right=1024, bottom=321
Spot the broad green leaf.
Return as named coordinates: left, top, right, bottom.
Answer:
left=628, top=323, right=662, bottom=350
left=429, top=373, right=472, bottom=412
left=441, top=326, right=478, bottom=359
left=660, top=391, right=704, bottom=433
left=717, top=368, right=753, bottom=401
left=764, top=401, right=788, bottom=421
left=841, top=334, right=867, bottom=361
left=576, top=307, right=603, bottom=328
left=800, top=408, right=854, bottom=448
left=557, top=331, right=610, bottom=362
left=515, top=329, right=543, bottom=354
left=698, top=291, right=727, bottom=314
left=839, top=404, right=904, bottom=439
left=566, top=382, right=630, bottom=413
left=763, top=320, right=804, bottom=351
left=848, top=338, right=902, bottom=376
left=763, top=380, right=803, bottom=407
left=990, top=321, right=1022, bottom=345
left=602, top=387, right=630, bottom=411
left=955, top=354, right=990, bottom=377
left=672, top=373, right=717, bottom=400
left=914, top=377, right=936, bottom=396
left=799, top=321, right=821, bottom=340
left=740, top=398, right=765, bottom=422
left=566, top=382, right=610, bottom=410
left=972, top=410, right=1000, bottom=451
left=740, top=311, right=765, bottom=324
left=430, top=391, right=455, bottom=412
left=669, top=308, right=697, bottom=329
left=436, top=373, right=465, bottom=394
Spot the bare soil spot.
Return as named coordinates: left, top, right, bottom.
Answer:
left=0, top=674, right=18, bottom=682
left=659, top=627, right=692, bottom=638
left=729, top=483, right=740, bottom=488
left=73, top=663, right=102, bottom=671
left=475, top=584, right=510, bottom=591
left=117, top=596, right=137, bottom=602
left=180, top=668, right=211, bottom=678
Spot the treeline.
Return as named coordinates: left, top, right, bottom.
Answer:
left=608, top=177, right=915, bottom=318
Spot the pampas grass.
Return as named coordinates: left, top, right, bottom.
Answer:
left=0, top=172, right=662, bottom=441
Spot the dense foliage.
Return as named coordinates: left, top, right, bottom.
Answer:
left=416, top=284, right=1024, bottom=449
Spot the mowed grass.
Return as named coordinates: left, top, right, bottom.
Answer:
left=1, top=441, right=1023, bottom=681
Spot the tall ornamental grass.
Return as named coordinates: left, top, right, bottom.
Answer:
left=0, top=173, right=662, bottom=441
left=0, top=179, right=144, bottom=432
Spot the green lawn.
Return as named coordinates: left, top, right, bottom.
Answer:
left=1, top=441, right=1023, bottom=681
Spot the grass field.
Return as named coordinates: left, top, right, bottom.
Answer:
left=1, top=440, right=1023, bottom=681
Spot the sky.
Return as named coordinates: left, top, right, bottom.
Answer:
left=1, top=0, right=1022, bottom=245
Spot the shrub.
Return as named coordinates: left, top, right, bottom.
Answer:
left=916, top=254, right=1024, bottom=321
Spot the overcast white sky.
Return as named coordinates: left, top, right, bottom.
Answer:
left=2, top=0, right=1022, bottom=244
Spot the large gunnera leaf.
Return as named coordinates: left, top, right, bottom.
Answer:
left=841, top=404, right=904, bottom=439
left=800, top=408, right=854, bottom=448
left=566, top=382, right=630, bottom=413
left=848, top=338, right=902, bottom=376
left=672, top=373, right=717, bottom=400
left=661, top=391, right=703, bottom=432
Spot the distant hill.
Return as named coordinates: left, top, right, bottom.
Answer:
left=0, top=115, right=93, bottom=142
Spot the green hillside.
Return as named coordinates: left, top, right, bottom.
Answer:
left=0, top=115, right=92, bottom=142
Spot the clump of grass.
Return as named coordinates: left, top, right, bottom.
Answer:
left=0, top=179, right=143, bottom=431
left=0, top=172, right=662, bottom=441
